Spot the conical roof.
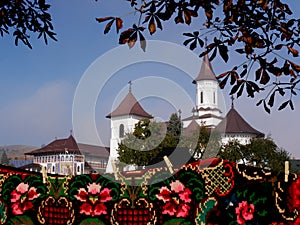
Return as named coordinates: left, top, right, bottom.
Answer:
left=25, top=135, right=81, bottom=156
left=106, top=91, right=152, bottom=119
left=193, top=54, right=217, bottom=83
left=215, top=106, right=264, bottom=137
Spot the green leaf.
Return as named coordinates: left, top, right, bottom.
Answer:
left=260, top=70, right=270, bottom=85
left=235, top=48, right=244, bottom=54
left=183, top=32, right=194, bottom=38
left=219, top=75, right=229, bottom=89
left=2, top=175, right=22, bottom=201
left=7, top=215, right=34, bottom=225
left=256, top=99, right=263, bottom=106
left=190, top=39, right=197, bottom=50
left=289, top=100, right=294, bottom=110
left=218, top=44, right=228, bottom=62
left=263, top=100, right=270, bottom=114
left=209, top=47, right=217, bottom=61
left=246, top=82, right=254, bottom=97
left=240, top=68, right=247, bottom=78
left=183, top=38, right=193, bottom=46
left=79, top=218, right=106, bottom=225
left=196, top=198, right=217, bottom=225
left=278, top=100, right=289, bottom=110
left=163, top=218, right=192, bottom=225
left=236, top=82, right=244, bottom=98
left=229, top=82, right=241, bottom=95
left=268, top=91, right=275, bottom=107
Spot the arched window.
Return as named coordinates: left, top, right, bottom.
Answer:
left=119, top=124, right=125, bottom=138
left=200, top=92, right=203, bottom=104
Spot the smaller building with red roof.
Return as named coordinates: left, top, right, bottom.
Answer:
left=25, top=135, right=85, bottom=175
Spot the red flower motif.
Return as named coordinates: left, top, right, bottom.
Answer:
left=10, top=182, right=40, bottom=215
left=156, top=180, right=192, bottom=217
left=235, top=201, right=255, bottom=225
left=75, top=182, right=112, bottom=216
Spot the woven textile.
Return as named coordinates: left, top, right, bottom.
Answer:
left=0, top=158, right=298, bottom=224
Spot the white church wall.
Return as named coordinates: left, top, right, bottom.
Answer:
left=221, top=133, right=257, bottom=145
left=196, top=80, right=219, bottom=110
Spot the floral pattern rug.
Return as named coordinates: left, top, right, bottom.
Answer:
left=0, top=158, right=299, bottom=225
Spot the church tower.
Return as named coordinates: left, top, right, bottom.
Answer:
left=105, top=83, right=152, bottom=173
left=183, top=54, right=223, bottom=128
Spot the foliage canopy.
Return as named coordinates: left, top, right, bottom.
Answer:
left=218, top=138, right=291, bottom=173
left=96, top=0, right=300, bottom=112
left=2, top=0, right=300, bottom=111
left=0, top=0, right=57, bottom=49
left=117, top=113, right=185, bottom=168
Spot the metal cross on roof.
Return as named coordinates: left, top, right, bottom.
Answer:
left=128, top=80, right=132, bottom=93
left=231, top=95, right=235, bottom=108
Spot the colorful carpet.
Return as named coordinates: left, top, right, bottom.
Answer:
left=0, top=158, right=299, bottom=225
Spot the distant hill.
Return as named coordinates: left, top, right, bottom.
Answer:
left=0, top=145, right=38, bottom=160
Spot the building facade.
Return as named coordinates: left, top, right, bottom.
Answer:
left=105, top=87, right=152, bottom=173
left=25, top=135, right=85, bottom=175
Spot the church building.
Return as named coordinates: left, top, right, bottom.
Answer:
left=23, top=54, right=264, bottom=175
left=105, top=84, right=153, bottom=173
left=104, top=54, right=264, bottom=173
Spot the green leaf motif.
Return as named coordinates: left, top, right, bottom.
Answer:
left=6, top=215, right=34, bottom=225
left=196, top=198, right=217, bottom=225
left=163, top=218, right=192, bottom=225
left=79, top=218, right=106, bottom=225
left=0, top=200, right=7, bottom=224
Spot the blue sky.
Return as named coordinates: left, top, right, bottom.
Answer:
left=0, top=0, right=300, bottom=158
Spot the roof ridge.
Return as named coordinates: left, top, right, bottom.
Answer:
left=106, top=91, right=152, bottom=118
left=215, top=107, right=263, bottom=136
left=193, top=54, right=217, bottom=83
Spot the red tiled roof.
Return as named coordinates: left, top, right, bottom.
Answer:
left=197, top=107, right=222, bottom=113
left=106, top=91, right=152, bottom=118
left=77, top=143, right=109, bottom=158
left=193, top=54, right=217, bottom=83
left=25, top=135, right=81, bottom=156
left=215, top=106, right=264, bottom=136
left=183, top=119, right=200, bottom=136
left=182, top=114, right=223, bottom=121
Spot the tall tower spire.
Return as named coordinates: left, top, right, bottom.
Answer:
left=191, top=53, right=223, bottom=128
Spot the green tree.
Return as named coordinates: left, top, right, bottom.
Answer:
left=245, top=138, right=290, bottom=174
left=97, top=0, right=300, bottom=112
left=163, top=112, right=182, bottom=148
left=218, top=140, right=247, bottom=164
left=218, top=138, right=291, bottom=173
left=117, top=113, right=183, bottom=168
left=180, top=125, right=221, bottom=160
left=117, top=119, right=164, bottom=167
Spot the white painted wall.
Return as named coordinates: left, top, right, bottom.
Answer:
left=221, top=133, right=257, bottom=145
left=106, top=114, right=147, bottom=173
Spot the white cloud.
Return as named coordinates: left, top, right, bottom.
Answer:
left=0, top=81, right=73, bottom=146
